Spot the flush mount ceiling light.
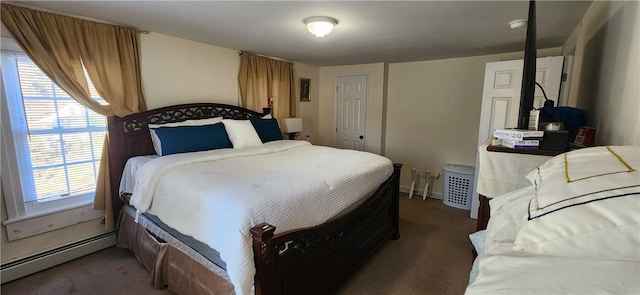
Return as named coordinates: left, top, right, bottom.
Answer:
left=304, top=16, right=338, bottom=38
left=509, top=19, right=527, bottom=29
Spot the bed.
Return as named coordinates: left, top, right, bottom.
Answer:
left=107, top=103, right=402, bottom=295
left=466, top=145, right=640, bottom=294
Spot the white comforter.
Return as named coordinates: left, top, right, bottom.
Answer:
left=130, top=140, right=394, bottom=295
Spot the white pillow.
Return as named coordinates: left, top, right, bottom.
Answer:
left=526, top=146, right=639, bottom=218
left=513, top=190, right=640, bottom=262
left=221, top=119, right=263, bottom=149
left=513, top=146, right=640, bottom=262
left=148, top=117, right=223, bottom=155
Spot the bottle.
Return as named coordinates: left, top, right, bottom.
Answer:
left=305, top=135, right=310, bottom=142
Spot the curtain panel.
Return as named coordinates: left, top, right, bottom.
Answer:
left=238, top=53, right=296, bottom=119
left=1, top=4, right=147, bottom=230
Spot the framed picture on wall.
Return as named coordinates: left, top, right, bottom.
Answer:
left=300, top=78, right=310, bottom=102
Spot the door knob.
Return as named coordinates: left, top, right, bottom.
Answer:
left=359, top=135, right=364, bottom=139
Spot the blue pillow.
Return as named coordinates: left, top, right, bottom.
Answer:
left=152, top=123, right=232, bottom=156
left=249, top=118, right=283, bottom=143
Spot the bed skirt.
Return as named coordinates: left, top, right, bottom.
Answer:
left=116, top=206, right=235, bottom=294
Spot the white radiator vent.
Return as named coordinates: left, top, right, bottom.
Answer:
left=1, top=231, right=116, bottom=283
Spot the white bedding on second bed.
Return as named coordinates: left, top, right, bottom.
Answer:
left=467, top=186, right=640, bottom=294
left=466, top=146, right=640, bottom=295
left=128, top=140, right=394, bottom=295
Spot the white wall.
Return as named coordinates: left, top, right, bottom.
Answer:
left=565, top=1, right=639, bottom=145
left=318, top=63, right=386, bottom=154
left=384, top=48, right=561, bottom=195
left=140, top=33, right=240, bottom=109
left=141, top=33, right=321, bottom=141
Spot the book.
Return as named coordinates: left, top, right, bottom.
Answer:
left=494, top=128, right=544, bottom=140
left=499, top=138, right=540, bottom=149
left=528, top=110, right=540, bottom=131
left=574, top=126, right=596, bottom=146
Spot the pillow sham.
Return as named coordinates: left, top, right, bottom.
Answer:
left=221, top=119, right=263, bottom=149
left=513, top=189, right=640, bottom=262
left=151, top=123, right=232, bottom=156
left=148, top=117, right=223, bottom=155
left=249, top=117, right=283, bottom=143
left=526, top=145, right=639, bottom=218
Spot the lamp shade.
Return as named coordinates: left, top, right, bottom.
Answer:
left=304, top=16, right=337, bottom=38
left=281, top=118, right=303, bottom=133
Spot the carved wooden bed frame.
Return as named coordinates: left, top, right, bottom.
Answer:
left=107, top=103, right=402, bottom=295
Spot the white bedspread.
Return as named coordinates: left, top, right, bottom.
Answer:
left=130, top=140, right=394, bottom=295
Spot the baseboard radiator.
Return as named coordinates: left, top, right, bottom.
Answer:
left=1, top=231, right=116, bottom=284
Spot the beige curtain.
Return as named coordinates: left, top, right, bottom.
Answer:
left=238, top=53, right=296, bottom=119
left=1, top=4, right=146, bottom=229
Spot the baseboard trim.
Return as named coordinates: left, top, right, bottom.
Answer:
left=400, top=185, right=443, bottom=200
left=1, top=231, right=116, bottom=284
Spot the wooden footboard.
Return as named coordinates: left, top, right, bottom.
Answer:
left=251, top=163, right=402, bottom=295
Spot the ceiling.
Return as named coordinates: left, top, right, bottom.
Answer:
left=10, top=1, right=592, bottom=66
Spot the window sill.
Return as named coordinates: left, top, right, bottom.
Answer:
left=2, top=202, right=104, bottom=242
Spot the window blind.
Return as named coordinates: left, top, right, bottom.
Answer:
left=3, top=52, right=107, bottom=202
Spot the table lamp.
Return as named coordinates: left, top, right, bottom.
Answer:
left=281, top=118, right=303, bottom=140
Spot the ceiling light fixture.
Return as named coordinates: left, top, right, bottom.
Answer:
left=509, top=19, right=527, bottom=29
left=304, top=16, right=338, bottom=38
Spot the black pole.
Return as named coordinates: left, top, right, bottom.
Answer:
left=517, top=0, right=537, bottom=129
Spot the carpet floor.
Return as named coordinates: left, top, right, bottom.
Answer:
left=1, top=193, right=476, bottom=295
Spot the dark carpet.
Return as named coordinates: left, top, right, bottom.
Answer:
left=2, top=193, right=476, bottom=295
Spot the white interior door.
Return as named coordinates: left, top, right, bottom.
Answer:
left=470, top=56, right=564, bottom=219
left=336, top=74, right=368, bottom=151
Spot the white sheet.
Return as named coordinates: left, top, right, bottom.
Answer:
left=119, top=155, right=158, bottom=196
left=130, top=140, right=394, bottom=295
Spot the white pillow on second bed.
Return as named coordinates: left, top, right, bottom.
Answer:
left=512, top=146, right=640, bottom=262
left=513, top=190, right=640, bottom=261
left=526, top=145, right=639, bottom=218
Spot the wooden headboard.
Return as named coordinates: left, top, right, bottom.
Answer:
left=107, top=103, right=269, bottom=222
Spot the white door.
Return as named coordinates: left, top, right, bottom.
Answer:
left=336, top=74, right=367, bottom=151
left=470, top=56, right=564, bottom=219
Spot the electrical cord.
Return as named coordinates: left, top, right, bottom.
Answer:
left=535, top=82, right=554, bottom=108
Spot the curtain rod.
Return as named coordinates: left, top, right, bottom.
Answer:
left=238, top=51, right=293, bottom=63
left=3, top=3, right=149, bottom=34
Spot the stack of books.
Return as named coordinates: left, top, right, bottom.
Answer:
left=493, top=129, right=544, bottom=149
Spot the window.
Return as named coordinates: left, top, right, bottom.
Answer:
left=1, top=49, right=105, bottom=239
